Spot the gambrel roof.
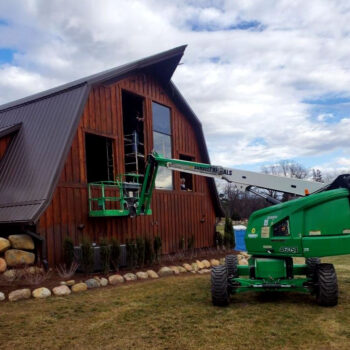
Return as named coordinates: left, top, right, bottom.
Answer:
left=0, top=45, right=223, bottom=223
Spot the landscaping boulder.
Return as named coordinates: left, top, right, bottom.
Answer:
left=124, top=273, right=137, bottom=282
left=202, top=260, right=211, bottom=268
left=196, top=260, right=204, bottom=269
left=177, top=266, right=187, bottom=273
left=32, top=287, right=51, bottom=299
left=239, top=258, right=248, bottom=266
left=52, top=285, right=71, bottom=296
left=9, top=288, right=31, bottom=302
left=210, top=259, right=220, bottom=267
left=66, top=280, right=75, bottom=286
left=158, top=267, right=174, bottom=277
left=220, top=258, right=225, bottom=265
left=183, top=263, right=192, bottom=272
left=8, top=234, right=34, bottom=250
left=191, top=263, right=199, bottom=272
left=136, top=271, right=148, bottom=280
left=169, top=266, right=180, bottom=275
left=0, top=237, right=10, bottom=253
left=0, top=292, right=5, bottom=301
left=99, top=277, right=108, bottom=287
left=108, top=274, right=124, bottom=285
left=198, top=269, right=211, bottom=274
left=5, top=249, right=35, bottom=267
left=3, top=269, right=17, bottom=281
left=0, top=258, right=7, bottom=273
left=71, top=283, right=88, bottom=293
left=85, top=278, right=100, bottom=289
left=146, top=270, right=159, bottom=279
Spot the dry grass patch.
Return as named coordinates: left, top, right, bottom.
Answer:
left=1, top=256, right=350, bottom=349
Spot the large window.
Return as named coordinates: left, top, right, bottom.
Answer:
left=179, top=154, right=194, bottom=191
left=152, top=102, right=173, bottom=190
left=85, top=133, right=114, bottom=183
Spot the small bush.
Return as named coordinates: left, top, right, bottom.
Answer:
left=63, top=236, right=74, bottom=267
left=153, top=236, right=162, bottom=263
left=224, top=217, right=235, bottom=249
left=179, top=236, right=185, bottom=251
left=81, top=237, right=94, bottom=273
left=126, top=239, right=137, bottom=269
left=110, top=238, right=120, bottom=271
left=144, top=237, right=154, bottom=266
left=136, top=237, right=145, bottom=267
left=187, top=235, right=195, bottom=250
left=214, top=231, right=224, bottom=248
left=100, top=237, right=111, bottom=274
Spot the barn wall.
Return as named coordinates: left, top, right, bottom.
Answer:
left=37, top=73, right=217, bottom=265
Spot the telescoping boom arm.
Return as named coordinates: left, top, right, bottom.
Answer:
left=136, top=152, right=326, bottom=215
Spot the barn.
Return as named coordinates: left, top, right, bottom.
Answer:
left=0, top=45, right=223, bottom=266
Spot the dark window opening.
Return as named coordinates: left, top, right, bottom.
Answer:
left=122, top=91, right=145, bottom=176
left=152, top=101, right=173, bottom=190
left=85, top=133, right=114, bottom=183
left=179, top=154, right=194, bottom=191
left=273, top=218, right=290, bottom=237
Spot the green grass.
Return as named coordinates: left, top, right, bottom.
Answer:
left=1, top=256, right=350, bottom=349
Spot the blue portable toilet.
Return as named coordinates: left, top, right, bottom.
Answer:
left=233, top=225, right=247, bottom=251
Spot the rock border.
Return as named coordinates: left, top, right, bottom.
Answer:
left=1, top=254, right=250, bottom=302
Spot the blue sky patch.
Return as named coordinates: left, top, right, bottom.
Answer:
left=248, top=137, right=267, bottom=147
left=190, top=19, right=265, bottom=32
left=0, top=48, right=16, bottom=64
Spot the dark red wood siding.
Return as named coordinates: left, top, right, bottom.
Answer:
left=37, top=73, right=217, bottom=265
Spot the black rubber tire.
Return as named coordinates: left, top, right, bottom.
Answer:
left=211, top=265, right=230, bottom=307
left=316, top=263, right=338, bottom=307
left=225, top=255, right=239, bottom=278
left=306, top=257, right=321, bottom=280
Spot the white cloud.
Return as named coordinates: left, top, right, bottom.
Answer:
left=0, top=0, right=350, bottom=172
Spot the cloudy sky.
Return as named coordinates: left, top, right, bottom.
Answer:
left=0, top=0, right=350, bottom=175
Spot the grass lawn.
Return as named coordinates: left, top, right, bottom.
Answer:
left=1, top=255, right=350, bottom=350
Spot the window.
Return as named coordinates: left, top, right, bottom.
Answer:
left=179, top=154, right=194, bottom=191
left=273, top=218, right=290, bottom=237
left=85, top=133, right=114, bottom=183
left=152, top=102, right=172, bottom=190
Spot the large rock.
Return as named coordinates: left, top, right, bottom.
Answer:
left=52, top=285, right=71, bottom=296
left=196, top=260, right=204, bottom=269
left=183, top=263, right=192, bottom=272
left=177, top=266, right=187, bottom=273
left=198, top=268, right=211, bottom=274
left=32, top=287, right=51, bottom=299
left=108, top=274, right=124, bottom=285
left=210, top=259, right=220, bottom=267
left=8, top=234, right=34, bottom=250
left=85, top=278, right=100, bottom=289
left=9, top=288, right=31, bottom=302
left=136, top=271, right=148, bottom=280
left=2, top=269, right=17, bottom=281
left=0, top=292, right=5, bottom=301
left=124, top=273, right=137, bottom=282
left=5, top=249, right=35, bottom=267
left=0, top=258, right=7, bottom=273
left=158, top=266, right=174, bottom=277
left=202, top=260, right=211, bottom=268
left=239, top=258, right=248, bottom=265
left=71, top=283, right=88, bottom=293
left=220, top=258, right=225, bottom=265
left=169, top=266, right=180, bottom=275
left=191, top=263, right=199, bottom=272
left=99, top=277, right=108, bottom=287
left=0, top=237, right=10, bottom=253
left=147, top=270, right=159, bottom=279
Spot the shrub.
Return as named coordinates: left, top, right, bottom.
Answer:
left=144, top=237, right=154, bottom=266
left=81, top=237, right=94, bottom=273
left=224, top=217, right=235, bottom=249
left=179, top=236, right=185, bottom=251
left=126, top=239, right=137, bottom=269
left=110, top=238, right=120, bottom=271
left=100, top=237, right=111, bottom=274
left=136, top=237, right=145, bottom=267
left=187, top=235, right=195, bottom=250
left=153, top=236, right=162, bottom=263
left=63, top=236, right=74, bottom=268
left=214, top=231, right=224, bottom=248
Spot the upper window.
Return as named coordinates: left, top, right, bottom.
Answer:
left=273, top=219, right=290, bottom=237
left=179, top=154, right=194, bottom=192
left=152, top=102, right=173, bottom=190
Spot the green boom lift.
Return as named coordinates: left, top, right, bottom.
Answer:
left=89, top=152, right=350, bottom=306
